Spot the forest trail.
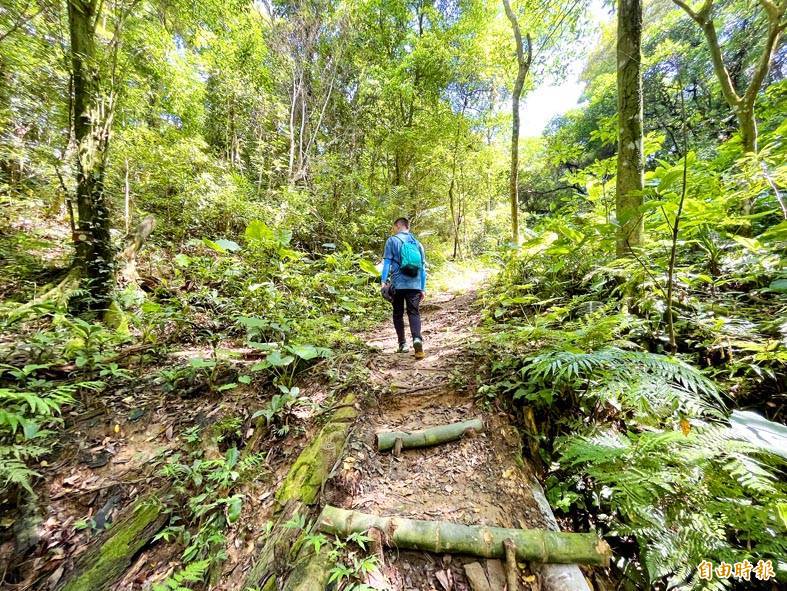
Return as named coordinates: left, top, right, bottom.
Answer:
left=325, top=281, right=584, bottom=590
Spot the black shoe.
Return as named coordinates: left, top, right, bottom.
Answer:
left=397, top=342, right=409, bottom=353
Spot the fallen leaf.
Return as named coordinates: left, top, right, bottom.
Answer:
left=46, top=565, right=64, bottom=588
left=435, top=568, right=453, bottom=591
left=680, top=418, right=691, bottom=436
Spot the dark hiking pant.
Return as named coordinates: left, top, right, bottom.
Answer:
left=392, top=288, right=422, bottom=344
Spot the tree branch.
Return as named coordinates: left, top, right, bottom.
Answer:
left=742, top=16, right=783, bottom=109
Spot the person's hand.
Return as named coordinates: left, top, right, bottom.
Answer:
left=418, top=291, right=426, bottom=303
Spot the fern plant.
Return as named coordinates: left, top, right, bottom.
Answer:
left=152, top=559, right=210, bottom=591
left=557, top=425, right=787, bottom=589
left=523, top=347, right=726, bottom=423
left=0, top=369, right=102, bottom=495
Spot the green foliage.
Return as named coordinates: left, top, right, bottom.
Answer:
left=481, top=189, right=786, bottom=587
left=558, top=427, right=787, bottom=588
left=151, top=559, right=211, bottom=591
left=251, top=384, right=306, bottom=436
left=320, top=530, right=379, bottom=590
left=0, top=363, right=103, bottom=495
left=1, top=0, right=785, bottom=588
left=158, top=445, right=265, bottom=567
left=57, top=316, right=129, bottom=372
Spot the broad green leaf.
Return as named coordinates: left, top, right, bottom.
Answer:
left=288, top=344, right=331, bottom=360
left=767, top=278, right=787, bottom=293
left=203, top=238, right=227, bottom=253
left=266, top=351, right=294, bottom=367
left=214, top=238, right=241, bottom=252
left=189, top=358, right=215, bottom=369
left=174, top=253, right=191, bottom=267
left=778, top=503, right=787, bottom=529
left=358, top=259, right=380, bottom=277
left=226, top=495, right=243, bottom=524
left=758, top=220, right=787, bottom=242
left=245, top=220, right=274, bottom=242
left=21, top=419, right=40, bottom=440
left=237, top=316, right=268, bottom=329
left=731, top=235, right=762, bottom=252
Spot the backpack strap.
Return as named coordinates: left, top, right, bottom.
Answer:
left=393, top=233, right=417, bottom=246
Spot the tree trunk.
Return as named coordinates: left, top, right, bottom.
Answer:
left=0, top=54, right=13, bottom=187
left=376, top=418, right=483, bottom=452
left=317, top=506, right=612, bottom=566
left=502, top=0, right=531, bottom=246
left=615, top=0, right=645, bottom=256
left=68, top=0, right=116, bottom=310
left=243, top=393, right=358, bottom=589
left=738, top=106, right=757, bottom=155
left=671, top=0, right=786, bottom=214
left=57, top=494, right=167, bottom=591
left=449, top=96, right=468, bottom=259
left=274, top=392, right=357, bottom=507
left=504, top=538, right=520, bottom=591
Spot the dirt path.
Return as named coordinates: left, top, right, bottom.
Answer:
left=326, top=286, right=556, bottom=590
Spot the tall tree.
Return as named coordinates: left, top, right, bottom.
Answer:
left=502, top=0, right=532, bottom=245
left=68, top=0, right=118, bottom=309
left=615, top=0, right=645, bottom=256
left=671, top=0, right=786, bottom=155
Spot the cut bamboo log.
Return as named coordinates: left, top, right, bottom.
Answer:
left=58, top=493, right=167, bottom=591
left=376, top=417, right=484, bottom=452
left=317, top=506, right=612, bottom=567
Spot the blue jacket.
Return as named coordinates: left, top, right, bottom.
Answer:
left=381, top=231, right=426, bottom=291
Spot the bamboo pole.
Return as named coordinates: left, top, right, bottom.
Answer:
left=317, top=506, right=611, bottom=566
left=376, top=417, right=483, bottom=452
left=504, top=538, right=520, bottom=591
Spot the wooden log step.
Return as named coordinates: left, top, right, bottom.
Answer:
left=317, top=505, right=611, bottom=567
left=275, top=392, right=358, bottom=507
left=375, top=417, right=484, bottom=452
left=243, top=392, right=358, bottom=589
left=58, top=493, right=168, bottom=591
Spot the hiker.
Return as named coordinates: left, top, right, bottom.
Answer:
left=380, top=217, right=427, bottom=359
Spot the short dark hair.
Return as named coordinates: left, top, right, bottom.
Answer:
left=394, top=217, right=409, bottom=228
